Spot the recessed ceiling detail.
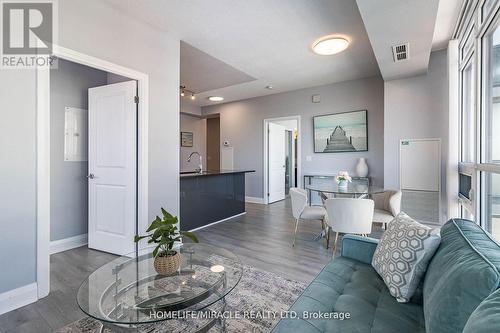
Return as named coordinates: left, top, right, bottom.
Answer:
left=356, top=0, right=440, bottom=80
left=106, top=1, right=380, bottom=106
left=180, top=41, right=256, bottom=94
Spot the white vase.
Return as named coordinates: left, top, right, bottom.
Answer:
left=356, top=158, right=369, bottom=177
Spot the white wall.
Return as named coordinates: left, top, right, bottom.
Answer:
left=203, top=76, right=385, bottom=198
left=273, top=119, right=298, bottom=131
left=50, top=59, right=108, bottom=241
left=0, top=0, right=180, bottom=295
left=384, top=50, right=449, bottom=220
left=0, top=69, right=38, bottom=294
left=180, top=114, right=207, bottom=172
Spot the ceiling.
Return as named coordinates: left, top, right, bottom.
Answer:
left=180, top=41, right=256, bottom=94
left=432, top=0, right=465, bottom=51
left=105, top=0, right=462, bottom=104
left=356, top=0, right=463, bottom=81
left=104, top=0, right=380, bottom=106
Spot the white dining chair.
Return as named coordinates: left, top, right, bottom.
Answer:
left=324, top=198, right=374, bottom=257
left=371, top=190, right=402, bottom=230
left=290, top=187, right=327, bottom=247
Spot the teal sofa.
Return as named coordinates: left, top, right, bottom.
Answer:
left=272, top=219, right=500, bottom=333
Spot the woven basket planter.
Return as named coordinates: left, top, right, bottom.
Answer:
left=154, top=251, right=181, bottom=275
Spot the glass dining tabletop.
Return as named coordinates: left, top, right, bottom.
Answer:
left=306, top=182, right=385, bottom=196
left=77, top=243, right=242, bottom=326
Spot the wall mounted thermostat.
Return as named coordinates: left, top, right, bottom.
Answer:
left=312, top=94, right=321, bottom=103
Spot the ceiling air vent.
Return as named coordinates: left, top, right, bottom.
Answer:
left=392, top=43, right=410, bottom=62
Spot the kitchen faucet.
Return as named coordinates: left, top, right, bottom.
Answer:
left=187, top=151, right=203, bottom=173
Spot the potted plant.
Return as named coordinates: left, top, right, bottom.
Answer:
left=335, top=171, right=352, bottom=188
left=134, top=207, right=198, bottom=275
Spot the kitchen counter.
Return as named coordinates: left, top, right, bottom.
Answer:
left=180, top=170, right=254, bottom=230
left=180, top=169, right=255, bottom=178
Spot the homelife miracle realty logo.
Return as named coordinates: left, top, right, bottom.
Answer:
left=1, top=0, right=57, bottom=68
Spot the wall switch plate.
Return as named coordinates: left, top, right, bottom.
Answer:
left=312, top=94, right=321, bottom=103
left=306, top=155, right=312, bottom=162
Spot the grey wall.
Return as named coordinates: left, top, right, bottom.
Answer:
left=181, top=99, right=202, bottom=116
left=107, top=72, right=131, bottom=84
left=203, top=76, right=385, bottom=198
left=384, top=50, right=449, bottom=220
left=180, top=114, right=207, bottom=172
left=0, top=0, right=180, bottom=294
left=50, top=59, right=108, bottom=242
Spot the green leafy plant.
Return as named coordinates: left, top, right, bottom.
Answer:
left=134, top=207, right=199, bottom=257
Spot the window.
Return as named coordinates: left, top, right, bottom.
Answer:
left=456, top=1, right=500, bottom=242
left=483, top=25, right=500, bottom=164
left=483, top=172, right=500, bottom=240
left=461, top=59, right=475, bottom=163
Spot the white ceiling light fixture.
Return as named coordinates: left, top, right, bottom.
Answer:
left=312, top=35, right=349, bottom=55
left=208, top=96, right=224, bottom=102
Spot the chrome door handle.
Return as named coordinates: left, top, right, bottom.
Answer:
left=87, top=173, right=95, bottom=179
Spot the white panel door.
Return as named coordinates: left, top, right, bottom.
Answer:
left=400, top=139, right=440, bottom=191
left=88, top=81, right=137, bottom=255
left=268, top=122, right=286, bottom=203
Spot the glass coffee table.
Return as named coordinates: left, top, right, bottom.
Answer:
left=77, top=244, right=242, bottom=333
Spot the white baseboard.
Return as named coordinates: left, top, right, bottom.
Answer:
left=0, top=283, right=38, bottom=315
left=245, top=196, right=264, bottom=204
left=188, top=212, right=246, bottom=232
left=50, top=233, right=88, bottom=254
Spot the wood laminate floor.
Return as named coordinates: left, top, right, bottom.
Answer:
left=0, top=199, right=384, bottom=333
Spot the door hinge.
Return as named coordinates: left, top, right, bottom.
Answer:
left=134, top=96, right=139, bottom=104
left=267, top=193, right=270, bottom=196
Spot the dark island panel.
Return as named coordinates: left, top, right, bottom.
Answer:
left=180, top=170, right=254, bottom=230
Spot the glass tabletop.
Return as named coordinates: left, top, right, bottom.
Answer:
left=77, top=243, right=242, bottom=325
left=306, top=182, right=385, bottom=195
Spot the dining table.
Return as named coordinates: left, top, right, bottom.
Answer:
left=305, top=181, right=385, bottom=240
left=306, top=182, right=385, bottom=201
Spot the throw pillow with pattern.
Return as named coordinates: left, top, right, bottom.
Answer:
left=372, top=212, right=441, bottom=302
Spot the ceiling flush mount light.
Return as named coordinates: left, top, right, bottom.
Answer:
left=265, top=85, right=273, bottom=90
left=208, top=96, right=224, bottom=102
left=312, top=36, right=349, bottom=55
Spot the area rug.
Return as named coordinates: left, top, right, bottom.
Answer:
left=56, top=264, right=307, bottom=333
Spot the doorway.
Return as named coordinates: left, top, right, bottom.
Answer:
left=263, top=116, right=301, bottom=204
left=49, top=58, right=137, bottom=256
left=206, top=116, right=221, bottom=170
left=36, top=46, right=149, bottom=299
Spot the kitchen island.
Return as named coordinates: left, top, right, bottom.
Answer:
left=180, top=170, right=255, bottom=230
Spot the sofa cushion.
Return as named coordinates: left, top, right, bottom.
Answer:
left=462, top=288, right=500, bottom=333
left=372, top=212, right=441, bottom=302
left=423, top=219, right=500, bottom=333
left=272, top=256, right=425, bottom=333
